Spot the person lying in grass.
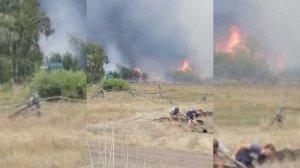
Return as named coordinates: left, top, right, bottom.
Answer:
left=232, top=143, right=276, bottom=168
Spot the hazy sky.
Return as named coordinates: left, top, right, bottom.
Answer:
left=37, top=0, right=300, bottom=77
left=214, top=0, right=300, bottom=70
left=87, top=0, right=213, bottom=78
left=38, top=0, right=86, bottom=57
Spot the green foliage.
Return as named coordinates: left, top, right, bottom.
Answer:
left=48, top=52, right=80, bottom=70
left=100, top=78, right=130, bottom=91
left=117, top=65, right=133, bottom=80
left=69, top=33, right=86, bottom=69
left=0, top=58, right=11, bottom=83
left=62, top=52, right=79, bottom=70
left=0, top=0, right=54, bottom=83
left=30, top=70, right=86, bottom=99
left=166, top=70, right=201, bottom=83
left=0, top=81, right=12, bottom=92
left=214, top=52, right=270, bottom=80
left=85, top=42, right=109, bottom=83
left=104, top=65, right=150, bottom=82
left=49, top=52, right=63, bottom=63
left=165, top=63, right=201, bottom=82
left=107, top=71, right=121, bottom=78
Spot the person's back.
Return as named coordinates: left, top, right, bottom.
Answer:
left=235, top=144, right=265, bottom=168
left=186, top=110, right=199, bottom=119
left=169, top=107, right=181, bottom=126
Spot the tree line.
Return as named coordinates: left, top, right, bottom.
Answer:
left=0, top=0, right=53, bottom=83
left=214, top=36, right=271, bottom=81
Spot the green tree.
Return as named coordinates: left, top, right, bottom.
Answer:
left=49, top=52, right=63, bottom=63
left=107, top=71, right=121, bottom=78
left=0, top=58, right=11, bottom=83
left=62, top=51, right=79, bottom=70
left=85, top=42, right=109, bottom=83
left=48, top=52, right=80, bottom=71
left=69, top=33, right=86, bottom=69
left=117, top=64, right=133, bottom=80
left=0, top=0, right=54, bottom=83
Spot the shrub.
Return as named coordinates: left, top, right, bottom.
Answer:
left=167, top=70, right=201, bottom=83
left=0, top=81, right=13, bottom=92
left=0, top=60, right=11, bottom=84
left=30, top=70, right=86, bottom=98
left=100, top=78, right=130, bottom=91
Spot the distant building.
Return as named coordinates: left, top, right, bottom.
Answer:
left=40, top=63, right=63, bottom=70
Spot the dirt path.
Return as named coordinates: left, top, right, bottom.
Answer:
left=88, top=143, right=212, bottom=168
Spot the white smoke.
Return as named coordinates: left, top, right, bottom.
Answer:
left=215, top=0, right=300, bottom=71
left=88, top=0, right=213, bottom=78
left=38, top=0, right=86, bottom=57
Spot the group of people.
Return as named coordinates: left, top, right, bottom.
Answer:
left=213, top=139, right=276, bottom=168
left=168, top=106, right=204, bottom=131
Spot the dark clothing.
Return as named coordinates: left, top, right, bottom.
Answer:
left=186, top=110, right=199, bottom=120
left=235, top=144, right=267, bottom=168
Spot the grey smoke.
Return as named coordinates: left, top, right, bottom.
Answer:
left=87, top=0, right=213, bottom=78
left=38, top=0, right=86, bottom=57
left=214, top=0, right=300, bottom=71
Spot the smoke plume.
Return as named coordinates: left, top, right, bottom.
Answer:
left=87, top=0, right=213, bottom=79
left=214, top=0, right=300, bottom=74
left=38, top=0, right=86, bottom=57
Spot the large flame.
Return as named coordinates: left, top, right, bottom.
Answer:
left=177, top=58, right=191, bottom=72
left=216, top=25, right=242, bottom=53
left=226, top=26, right=241, bottom=52
left=133, top=67, right=142, bottom=73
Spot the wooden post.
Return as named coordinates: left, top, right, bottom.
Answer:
left=270, top=106, right=284, bottom=126
left=90, top=89, right=104, bottom=99
left=218, top=149, right=247, bottom=168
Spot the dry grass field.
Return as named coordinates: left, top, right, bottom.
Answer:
left=87, top=84, right=214, bottom=167
left=0, top=85, right=87, bottom=168
left=213, top=84, right=300, bottom=167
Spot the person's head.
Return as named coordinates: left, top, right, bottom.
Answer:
left=261, top=143, right=276, bottom=157
left=175, top=107, right=179, bottom=113
left=197, top=109, right=204, bottom=115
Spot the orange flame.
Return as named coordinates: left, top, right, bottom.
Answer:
left=177, top=59, right=191, bottom=72
left=133, top=67, right=142, bottom=73
left=225, top=26, right=241, bottom=53
left=216, top=25, right=242, bottom=53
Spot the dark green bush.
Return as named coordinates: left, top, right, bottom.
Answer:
left=30, top=70, right=86, bottom=98
left=0, top=60, right=11, bottom=84
left=100, top=78, right=130, bottom=91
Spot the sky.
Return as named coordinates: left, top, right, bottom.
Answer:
left=38, top=0, right=86, bottom=58
left=214, top=0, right=300, bottom=71
left=87, top=0, right=213, bottom=78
